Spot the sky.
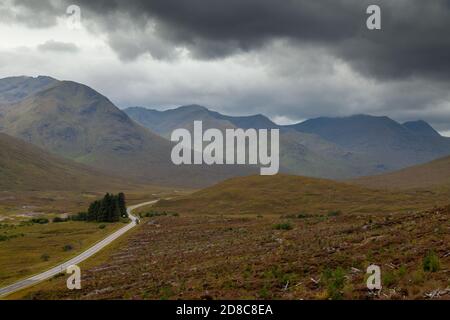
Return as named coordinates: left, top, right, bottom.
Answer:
left=1, top=0, right=450, bottom=135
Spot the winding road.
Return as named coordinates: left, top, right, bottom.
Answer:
left=0, top=200, right=157, bottom=298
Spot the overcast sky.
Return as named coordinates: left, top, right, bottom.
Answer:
left=1, top=0, right=450, bottom=135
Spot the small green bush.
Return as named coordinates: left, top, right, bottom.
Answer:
left=30, top=217, right=49, bottom=224
left=40, top=253, right=50, bottom=261
left=382, top=271, right=398, bottom=287
left=322, top=267, right=346, bottom=300
left=423, top=251, right=440, bottom=272
left=273, top=222, right=293, bottom=230
left=144, top=210, right=169, bottom=218
left=70, top=212, right=88, bottom=221
left=63, top=244, right=74, bottom=252
left=52, top=217, right=68, bottom=223
left=327, top=210, right=342, bottom=217
left=98, top=224, right=106, bottom=229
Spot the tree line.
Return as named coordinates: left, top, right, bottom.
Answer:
left=73, top=193, right=128, bottom=222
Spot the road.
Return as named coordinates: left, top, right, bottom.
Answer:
left=0, top=200, right=157, bottom=298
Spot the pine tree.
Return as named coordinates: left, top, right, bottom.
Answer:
left=85, top=192, right=127, bottom=223
left=118, top=193, right=127, bottom=218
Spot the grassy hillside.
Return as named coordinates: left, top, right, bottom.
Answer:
left=0, top=78, right=253, bottom=188
left=0, top=133, right=132, bottom=191
left=352, top=155, right=450, bottom=190
left=154, top=174, right=446, bottom=216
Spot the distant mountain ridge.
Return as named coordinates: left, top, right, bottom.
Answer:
left=125, top=106, right=450, bottom=178
left=290, top=114, right=450, bottom=170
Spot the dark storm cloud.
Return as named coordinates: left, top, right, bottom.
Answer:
left=8, top=0, right=450, bottom=81
left=54, top=0, right=450, bottom=82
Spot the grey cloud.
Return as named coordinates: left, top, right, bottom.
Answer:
left=37, top=40, right=79, bottom=53
left=6, top=0, right=61, bottom=28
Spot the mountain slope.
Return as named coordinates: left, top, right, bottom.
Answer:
left=153, top=174, right=440, bottom=216
left=0, top=77, right=253, bottom=187
left=290, top=115, right=450, bottom=171
left=0, top=133, right=129, bottom=191
left=352, top=155, right=450, bottom=190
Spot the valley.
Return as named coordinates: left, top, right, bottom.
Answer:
left=6, top=173, right=450, bottom=300
left=0, top=75, right=449, bottom=300
left=9, top=197, right=449, bottom=300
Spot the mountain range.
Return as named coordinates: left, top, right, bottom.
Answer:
left=125, top=105, right=450, bottom=179
left=1, top=75, right=450, bottom=189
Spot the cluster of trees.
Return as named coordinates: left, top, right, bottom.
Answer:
left=81, top=193, right=127, bottom=222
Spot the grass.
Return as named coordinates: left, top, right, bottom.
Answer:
left=423, top=251, right=441, bottom=272
left=0, top=188, right=171, bottom=295
left=0, top=220, right=122, bottom=287
left=10, top=205, right=449, bottom=300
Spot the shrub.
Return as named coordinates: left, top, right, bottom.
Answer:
left=144, top=210, right=169, bottom=218
left=40, top=253, right=50, bottom=261
left=70, top=212, right=88, bottom=221
left=382, top=271, right=397, bottom=287
left=273, top=222, right=293, bottom=230
left=63, top=244, right=74, bottom=252
left=52, top=217, right=68, bottom=223
left=98, top=224, right=106, bottom=229
left=423, top=251, right=440, bottom=272
left=30, top=217, right=49, bottom=224
left=321, top=267, right=346, bottom=300
left=327, top=210, right=342, bottom=217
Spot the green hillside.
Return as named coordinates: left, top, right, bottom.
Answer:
left=0, top=133, right=129, bottom=191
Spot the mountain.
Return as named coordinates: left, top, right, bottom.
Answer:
left=125, top=106, right=387, bottom=179
left=290, top=115, right=450, bottom=172
left=0, top=76, right=58, bottom=104
left=0, top=77, right=253, bottom=187
left=352, top=155, right=450, bottom=190
left=125, top=105, right=278, bottom=139
left=0, top=132, right=129, bottom=191
left=402, top=120, right=441, bottom=138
